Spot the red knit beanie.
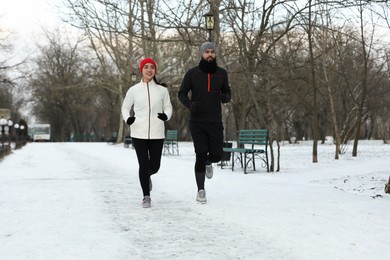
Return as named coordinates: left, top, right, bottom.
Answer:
left=139, top=58, right=157, bottom=74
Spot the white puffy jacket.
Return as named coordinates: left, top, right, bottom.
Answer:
left=121, top=79, right=173, bottom=139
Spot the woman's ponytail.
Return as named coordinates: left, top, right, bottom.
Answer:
left=153, top=76, right=168, bottom=87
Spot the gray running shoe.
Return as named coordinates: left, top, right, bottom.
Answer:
left=205, top=164, right=213, bottom=179
left=149, top=177, right=152, bottom=191
left=142, top=196, right=151, bottom=208
left=196, top=189, right=207, bottom=203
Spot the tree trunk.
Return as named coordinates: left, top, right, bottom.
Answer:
left=385, top=176, right=390, bottom=194
left=308, top=0, right=318, bottom=163
left=323, top=64, right=341, bottom=159
left=353, top=2, right=369, bottom=157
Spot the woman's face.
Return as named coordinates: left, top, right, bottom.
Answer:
left=142, top=63, right=156, bottom=82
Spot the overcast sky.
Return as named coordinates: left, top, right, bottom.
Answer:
left=1, top=0, right=62, bottom=35
left=0, top=0, right=65, bottom=61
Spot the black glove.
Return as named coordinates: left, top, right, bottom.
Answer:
left=190, top=101, right=201, bottom=113
left=221, top=93, right=230, bottom=103
left=157, top=113, right=168, bottom=121
left=126, top=116, right=135, bottom=125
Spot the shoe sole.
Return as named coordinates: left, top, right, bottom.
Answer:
left=142, top=201, right=151, bottom=208
left=196, top=195, right=207, bottom=204
left=205, top=165, right=213, bottom=179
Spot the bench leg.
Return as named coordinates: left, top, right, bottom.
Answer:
left=240, top=153, right=243, bottom=168
left=244, top=152, right=247, bottom=174
left=252, top=152, right=256, bottom=171
left=231, top=152, right=235, bottom=171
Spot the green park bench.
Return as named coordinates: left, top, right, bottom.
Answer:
left=123, top=136, right=132, bottom=148
left=222, top=129, right=269, bottom=174
left=163, top=130, right=179, bottom=155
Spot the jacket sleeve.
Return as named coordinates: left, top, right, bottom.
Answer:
left=121, top=88, right=134, bottom=121
left=163, top=88, right=173, bottom=120
left=178, top=70, right=192, bottom=109
left=221, top=69, right=231, bottom=103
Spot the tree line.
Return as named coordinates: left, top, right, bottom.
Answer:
left=2, top=0, right=390, bottom=171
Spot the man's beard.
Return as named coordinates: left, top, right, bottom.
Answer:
left=205, top=56, right=215, bottom=62
left=199, top=57, right=217, bottom=73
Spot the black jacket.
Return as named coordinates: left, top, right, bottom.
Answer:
left=178, top=64, right=231, bottom=123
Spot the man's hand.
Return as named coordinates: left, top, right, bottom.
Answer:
left=190, top=102, right=202, bottom=113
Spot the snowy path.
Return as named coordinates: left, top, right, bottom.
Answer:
left=0, top=142, right=390, bottom=259
left=0, top=143, right=135, bottom=259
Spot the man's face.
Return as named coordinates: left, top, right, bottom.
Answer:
left=202, top=48, right=216, bottom=62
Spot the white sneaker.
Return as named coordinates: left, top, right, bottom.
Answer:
left=196, top=189, right=207, bottom=203
left=205, top=164, right=213, bottom=179
left=142, top=196, right=151, bottom=208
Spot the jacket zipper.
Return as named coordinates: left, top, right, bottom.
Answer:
left=147, top=82, right=151, bottom=139
left=208, top=73, right=211, bottom=92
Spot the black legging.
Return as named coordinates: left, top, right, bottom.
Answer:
left=132, top=138, right=164, bottom=196
left=190, top=122, right=224, bottom=191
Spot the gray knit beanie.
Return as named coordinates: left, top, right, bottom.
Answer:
left=199, top=42, right=216, bottom=55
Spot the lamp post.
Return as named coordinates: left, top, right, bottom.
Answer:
left=131, top=72, right=137, bottom=84
left=7, top=120, right=13, bottom=147
left=204, top=10, right=215, bottom=42
left=14, top=123, right=20, bottom=148
left=20, top=125, right=25, bottom=145
left=0, top=118, right=7, bottom=152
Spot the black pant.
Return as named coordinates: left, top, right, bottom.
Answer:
left=189, top=121, right=224, bottom=190
left=132, top=138, right=164, bottom=196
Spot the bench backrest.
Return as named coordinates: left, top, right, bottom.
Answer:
left=238, top=129, right=269, bottom=149
left=165, top=130, right=179, bottom=141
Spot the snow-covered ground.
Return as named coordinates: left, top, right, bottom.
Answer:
left=0, top=141, right=389, bottom=260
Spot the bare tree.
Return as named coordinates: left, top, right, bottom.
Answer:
left=18, top=0, right=387, bottom=167
left=351, top=0, right=370, bottom=156
left=63, top=0, right=143, bottom=143
left=0, top=24, right=26, bottom=122
left=27, top=31, right=101, bottom=141
left=304, top=0, right=319, bottom=162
